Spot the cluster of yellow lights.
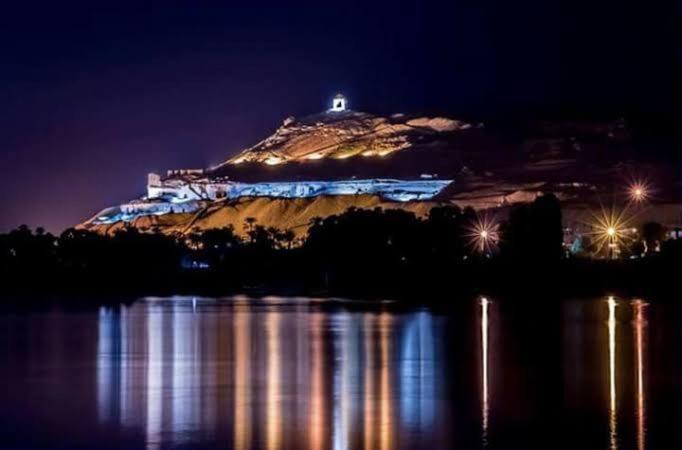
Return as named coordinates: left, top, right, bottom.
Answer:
left=305, top=152, right=326, bottom=160
left=334, top=152, right=355, bottom=160
left=264, top=157, right=285, bottom=166
left=360, top=149, right=393, bottom=157
left=586, top=206, right=634, bottom=257
left=467, top=215, right=500, bottom=254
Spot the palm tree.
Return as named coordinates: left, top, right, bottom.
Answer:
left=244, top=217, right=257, bottom=243
left=281, top=229, right=296, bottom=250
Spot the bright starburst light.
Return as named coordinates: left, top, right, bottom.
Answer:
left=467, top=215, right=500, bottom=254
left=585, top=205, right=635, bottom=258
left=628, top=180, right=652, bottom=204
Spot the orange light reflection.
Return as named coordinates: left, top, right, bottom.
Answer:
left=309, top=313, right=325, bottom=450
left=364, top=314, right=375, bottom=450
left=234, top=303, right=251, bottom=450
left=379, top=313, right=393, bottom=450
left=633, top=300, right=647, bottom=450
left=266, top=311, right=281, bottom=450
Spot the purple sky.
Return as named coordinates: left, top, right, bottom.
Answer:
left=0, top=2, right=677, bottom=232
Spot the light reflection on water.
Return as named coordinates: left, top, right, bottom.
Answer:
left=633, top=300, right=647, bottom=450
left=480, top=297, right=490, bottom=448
left=265, top=309, right=280, bottom=450
left=234, top=302, right=251, bottom=450
left=608, top=297, right=618, bottom=450
left=603, top=297, right=649, bottom=450
left=379, top=313, right=393, bottom=450
left=310, top=312, right=324, bottom=450
left=95, top=299, right=441, bottom=450
left=0, top=295, right=669, bottom=450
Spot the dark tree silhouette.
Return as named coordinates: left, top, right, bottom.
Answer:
left=500, top=193, right=563, bottom=262
left=0, top=199, right=679, bottom=299
left=642, top=222, right=666, bottom=254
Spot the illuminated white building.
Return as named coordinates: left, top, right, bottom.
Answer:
left=90, top=175, right=452, bottom=225
left=331, top=93, right=347, bottom=112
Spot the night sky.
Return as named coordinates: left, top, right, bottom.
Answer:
left=1, top=2, right=678, bottom=232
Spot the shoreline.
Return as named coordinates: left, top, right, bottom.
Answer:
left=2, top=257, right=678, bottom=308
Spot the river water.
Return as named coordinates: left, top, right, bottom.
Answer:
left=0, top=295, right=680, bottom=449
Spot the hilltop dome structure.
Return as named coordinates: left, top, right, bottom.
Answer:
left=331, top=93, right=347, bottom=112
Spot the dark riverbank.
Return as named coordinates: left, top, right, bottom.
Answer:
left=2, top=255, right=679, bottom=308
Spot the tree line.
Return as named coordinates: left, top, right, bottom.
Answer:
left=1, top=194, right=680, bottom=299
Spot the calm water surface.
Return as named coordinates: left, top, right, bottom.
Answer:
left=1, top=295, right=681, bottom=449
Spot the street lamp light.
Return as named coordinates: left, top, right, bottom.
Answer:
left=628, top=181, right=651, bottom=204
left=467, top=215, right=499, bottom=255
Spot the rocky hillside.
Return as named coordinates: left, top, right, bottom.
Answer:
left=220, top=110, right=472, bottom=166
left=78, top=106, right=680, bottom=236
left=86, top=195, right=439, bottom=239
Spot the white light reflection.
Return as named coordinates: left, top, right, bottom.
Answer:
left=172, top=302, right=199, bottom=445
left=97, top=307, right=117, bottom=423
left=119, top=305, right=139, bottom=429
left=607, top=296, right=618, bottom=450
left=400, top=311, right=435, bottom=430
left=480, top=297, right=490, bottom=448
left=146, top=303, right=164, bottom=450
left=333, top=313, right=357, bottom=450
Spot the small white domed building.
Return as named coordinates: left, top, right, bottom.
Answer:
left=331, top=93, right=347, bottom=112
